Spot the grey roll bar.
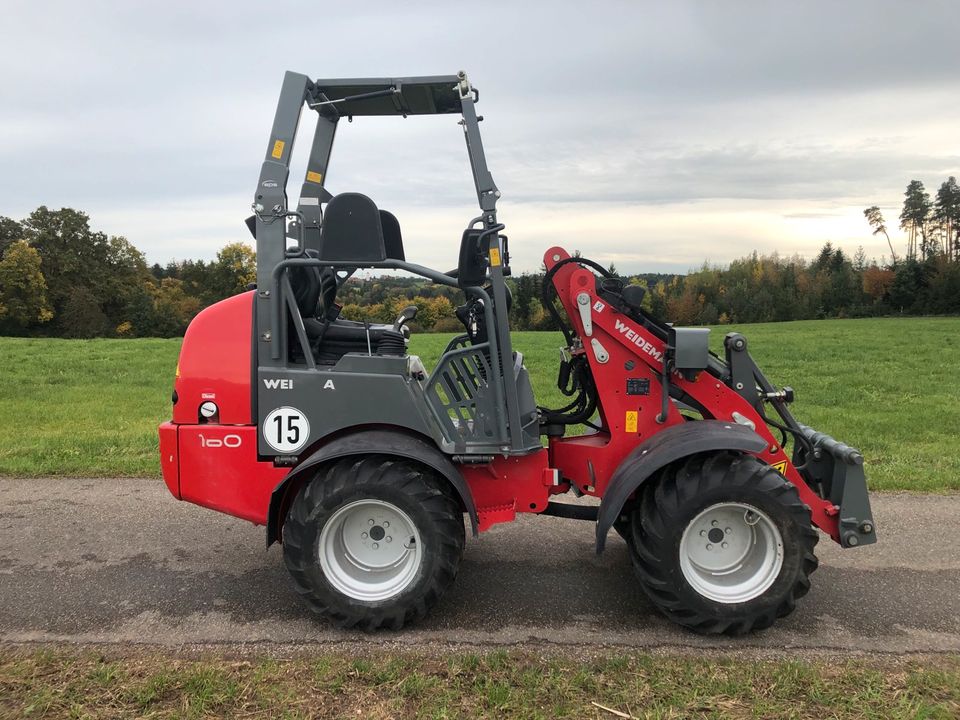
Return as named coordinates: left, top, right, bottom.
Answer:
left=251, top=70, right=524, bottom=452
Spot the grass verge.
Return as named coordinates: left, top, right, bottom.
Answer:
left=1, top=647, right=958, bottom=720
left=1, top=317, right=957, bottom=489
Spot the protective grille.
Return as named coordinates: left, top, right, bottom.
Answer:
left=426, top=344, right=500, bottom=448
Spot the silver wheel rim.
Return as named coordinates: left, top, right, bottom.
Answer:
left=679, top=502, right=784, bottom=604
left=318, top=499, right=423, bottom=602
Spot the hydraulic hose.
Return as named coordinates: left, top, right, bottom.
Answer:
left=538, top=257, right=613, bottom=426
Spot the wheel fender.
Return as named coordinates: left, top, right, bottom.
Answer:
left=266, top=428, right=478, bottom=547
left=596, top=420, right=768, bottom=553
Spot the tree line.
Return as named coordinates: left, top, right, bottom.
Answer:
left=0, top=207, right=256, bottom=338
left=1, top=179, right=957, bottom=338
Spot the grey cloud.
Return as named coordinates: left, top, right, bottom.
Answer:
left=0, top=0, right=957, bottom=266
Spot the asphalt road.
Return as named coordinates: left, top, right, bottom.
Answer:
left=1, top=477, right=958, bottom=653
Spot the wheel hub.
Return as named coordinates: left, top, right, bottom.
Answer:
left=679, top=502, right=784, bottom=604
left=318, top=499, right=423, bottom=601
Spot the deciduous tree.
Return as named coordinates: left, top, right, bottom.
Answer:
left=59, top=286, right=109, bottom=338
left=0, top=240, right=54, bottom=330
left=211, top=242, right=257, bottom=298
left=148, top=278, right=203, bottom=337
left=0, top=216, right=23, bottom=257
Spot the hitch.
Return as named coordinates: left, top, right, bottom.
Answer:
left=796, top=424, right=877, bottom=548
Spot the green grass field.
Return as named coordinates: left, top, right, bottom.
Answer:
left=2, top=648, right=958, bottom=719
left=0, top=317, right=957, bottom=490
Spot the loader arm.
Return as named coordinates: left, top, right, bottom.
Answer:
left=543, top=246, right=876, bottom=549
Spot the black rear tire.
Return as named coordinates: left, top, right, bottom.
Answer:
left=629, top=452, right=818, bottom=635
left=282, top=456, right=465, bottom=631
left=613, top=516, right=633, bottom=546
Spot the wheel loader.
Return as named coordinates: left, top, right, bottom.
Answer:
left=158, top=71, right=876, bottom=634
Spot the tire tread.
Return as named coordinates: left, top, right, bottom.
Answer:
left=630, top=452, right=819, bottom=636
left=282, top=455, right=465, bottom=631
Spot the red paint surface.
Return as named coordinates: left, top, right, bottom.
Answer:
left=161, top=290, right=286, bottom=524
left=158, top=421, right=179, bottom=498
left=172, top=291, right=254, bottom=426
left=460, top=449, right=556, bottom=531
left=177, top=425, right=287, bottom=525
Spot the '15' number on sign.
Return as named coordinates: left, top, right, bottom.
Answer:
left=262, top=406, right=310, bottom=453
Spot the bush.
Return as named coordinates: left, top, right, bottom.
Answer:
left=433, top=316, right=462, bottom=333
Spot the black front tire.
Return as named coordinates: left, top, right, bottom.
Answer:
left=282, top=456, right=465, bottom=631
left=629, top=452, right=819, bottom=635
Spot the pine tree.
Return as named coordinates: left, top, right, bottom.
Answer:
left=900, top=181, right=932, bottom=259
left=853, top=246, right=867, bottom=272
left=934, top=177, right=960, bottom=262
left=863, top=206, right=897, bottom=266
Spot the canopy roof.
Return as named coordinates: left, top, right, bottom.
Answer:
left=311, top=75, right=463, bottom=116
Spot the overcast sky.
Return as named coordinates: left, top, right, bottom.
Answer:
left=2, top=0, right=957, bottom=274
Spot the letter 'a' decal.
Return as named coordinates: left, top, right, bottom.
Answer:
left=323, top=379, right=335, bottom=390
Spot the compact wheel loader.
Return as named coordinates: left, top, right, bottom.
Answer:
left=159, top=71, right=876, bottom=634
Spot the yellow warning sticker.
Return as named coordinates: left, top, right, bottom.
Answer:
left=271, top=139, right=285, bottom=159
left=489, top=247, right=501, bottom=266
left=771, top=460, right=788, bottom=475
left=625, top=410, right=638, bottom=433
left=306, top=170, right=323, bottom=184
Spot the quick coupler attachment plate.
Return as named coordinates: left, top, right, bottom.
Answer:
left=797, top=424, right=877, bottom=548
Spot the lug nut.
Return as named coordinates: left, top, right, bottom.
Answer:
left=700, top=530, right=706, bottom=537
left=706, top=544, right=713, bottom=550
left=725, top=528, right=731, bottom=534
left=368, top=519, right=375, bottom=526
left=722, top=542, right=728, bottom=549
left=860, top=521, right=874, bottom=534
left=361, top=532, right=367, bottom=539
left=383, top=521, right=390, bottom=528
left=386, top=536, right=392, bottom=543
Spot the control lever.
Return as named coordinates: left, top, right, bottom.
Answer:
left=393, top=305, right=418, bottom=339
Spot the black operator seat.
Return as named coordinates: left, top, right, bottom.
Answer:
left=293, top=193, right=408, bottom=365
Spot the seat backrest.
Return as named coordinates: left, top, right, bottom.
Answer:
left=318, top=193, right=386, bottom=262
left=292, top=194, right=400, bottom=318
left=379, top=210, right=405, bottom=261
